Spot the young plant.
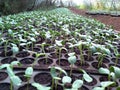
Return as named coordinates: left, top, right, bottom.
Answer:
left=8, top=29, right=14, bottom=39
left=55, top=40, right=63, bottom=65
left=114, top=47, right=120, bottom=66
left=30, top=37, right=36, bottom=51
left=39, top=42, right=49, bottom=64
left=94, top=44, right=111, bottom=68
left=68, top=52, right=77, bottom=76
left=50, top=66, right=67, bottom=90
left=11, top=43, right=19, bottom=54
left=0, top=61, right=22, bottom=90
left=92, top=81, right=115, bottom=90
left=80, top=69, right=93, bottom=83
left=24, top=67, right=33, bottom=90
left=32, top=53, right=45, bottom=67
left=69, top=41, right=87, bottom=65
left=32, top=83, right=51, bottom=90
left=99, top=66, right=120, bottom=81
left=62, top=75, right=83, bottom=90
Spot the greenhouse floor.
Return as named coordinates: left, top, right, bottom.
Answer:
left=70, top=7, right=120, bottom=32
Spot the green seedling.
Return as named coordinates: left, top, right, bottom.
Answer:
left=92, top=81, right=115, bottom=90
left=24, top=67, right=33, bottom=90
left=11, top=43, right=19, bottom=54
left=62, top=76, right=83, bottom=90
left=80, top=69, right=93, bottom=83
left=55, top=40, right=63, bottom=65
left=32, top=53, right=45, bottom=67
left=99, top=66, right=120, bottom=81
left=30, top=37, right=36, bottom=51
left=0, top=61, right=22, bottom=90
left=114, top=47, right=120, bottom=66
left=50, top=66, right=67, bottom=90
left=68, top=52, right=77, bottom=76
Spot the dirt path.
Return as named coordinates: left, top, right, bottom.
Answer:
left=69, top=7, right=120, bottom=32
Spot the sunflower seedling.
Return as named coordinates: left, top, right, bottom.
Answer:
left=68, top=52, right=77, bottom=76
left=50, top=66, right=67, bottom=90
left=24, top=67, right=33, bottom=90
left=0, top=61, right=22, bottom=90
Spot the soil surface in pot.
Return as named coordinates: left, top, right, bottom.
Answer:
left=38, top=58, right=53, bottom=66
left=34, top=72, right=52, bottom=85
left=29, top=47, right=41, bottom=52
left=15, top=72, right=27, bottom=82
left=0, top=83, right=10, bottom=90
left=20, top=58, right=34, bottom=65
left=0, top=72, right=8, bottom=81
left=18, top=84, right=37, bottom=90
left=16, top=51, right=30, bottom=58
left=75, top=61, right=89, bottom=68
left=56, top=59, right=70, bottom=66
left=92, top=62, right=107, bottom=69
left=0, top=50, right=13, bottom=57
left=1, top=57, right=17, bottom=64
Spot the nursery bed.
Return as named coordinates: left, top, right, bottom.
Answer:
left=0, top=8, right=120, bottom=90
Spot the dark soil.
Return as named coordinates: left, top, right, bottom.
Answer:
left=38, top=58, right=53, bottom=66
left=20, top=58, right=34, bottom=64
left=0, top=83, right=10, bottom=90
left=75, top=61, right=89, bottom=68
left=34, top=72, right=52, bottom=85
left=15, top=72, right=27, bottom=82
left=56, top=59, right=70, bottom=66
left=84, top=55, right=94, bottom=62
left=29, top=47, right=41, bottom=52
left=84, top=76, right=97, bottom=86
left=0, top=72, right=8, bottom=81
left=49, top=53, right=62, bottom=59
left=52, top=85, right=63, bottom=90
left=16, top=51, right=30, bottom=58
left=0, top=50, right=13, bottom=57
left=69, top=7, right=120, bottom=32
left=1, top=57, right=17, bottom=64
left=92, top=62, right=107, bottom=69
left=18, top=84, right=37, bottom=90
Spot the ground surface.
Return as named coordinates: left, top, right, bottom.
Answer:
left=69, top=7, right=120, bottom=32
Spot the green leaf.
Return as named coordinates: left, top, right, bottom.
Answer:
left=68, top=52, right=75, bottom=56
left=11, top=61, right=21, bottom=67
left=90, top=46, right=96, bottom=53
left=99, top=68, right=110, bottom=75
left=10, top=75, right=22, bottom=86
left=116, top=87, right=120, bottom=90
left=110, top=66, right=120, bottom=78
left=45, top=31, right=51, bottom=39
left=0, top=64, right=9, bottom=69
left=12, top=46, right=19, bottom=54
left=72, top=80, right=83, bottom=89
left=62, top=76, right=72, bottom=84
left=110, top=72, right=116, bottom=81
left=100, top=81, right=115, bottom=88
left=8, top=29, right=13, bottom=34
left=7, top=67, right=15, bottom=76
left=30, top=37, right=36, bottom=42
left=83, top=73, right=93, bottom=83
left=25, top=67, right=33, bottom=77
left=103, top=48, right=111, bottom=55
left=54, top=67, right=67, bottom=76
left=92, top=87, right=104, bottom=90
left=68, top=56, right=77, bottom=64
left=55, top=40, right=63, bottom=46
left=32, top=83, right=51, bottom=90
left=50, top=67, right=57, bottom=78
